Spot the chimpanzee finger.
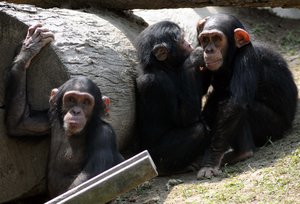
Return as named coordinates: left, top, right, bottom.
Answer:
left=24, top=35, right=41, bottom=49
left=31, top=27, right=49, bottom=39
left=197, top=166, right=221, bottom=179
left=40, top=37, right=54, bottom=47
left=26, top=23, right=43, bottom=38
left=40, top=31, right=55, bottom=41
left=38, top=28, right=50, bottom=33
left=27, top=28, right=50, bottom=46
left=30, top=35, right=42, bottom=45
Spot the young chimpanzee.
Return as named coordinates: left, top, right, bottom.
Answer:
left=196, top=14, right=298, bottom=179
left=136, top=21, right=210, bottom=175
left=5, top=24, right=124, bottom=197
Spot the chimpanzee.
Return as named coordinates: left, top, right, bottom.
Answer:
left=135, top=21, right=210, bottom=175
left=5, top=24, right=124, bottom=197
left=196, top=14, right=298, bottom=179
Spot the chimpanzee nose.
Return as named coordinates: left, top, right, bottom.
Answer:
left=205, top=47, right=213, bottom=54
left=71, top=107, right=81, bottom=115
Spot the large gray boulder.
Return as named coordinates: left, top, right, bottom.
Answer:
left=5, top=0, right=300, bottom=10
left=0, top=3, right=145, bottom=202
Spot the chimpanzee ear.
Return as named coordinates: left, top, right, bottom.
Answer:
left=152, top=43, right=168, bottom=61
left=49, top=88, right=58, bottom=105
left=197, top=17, right=209, bottom=35
left=102, top=95, right=110, bottom=114
left=234, top=28, right=251, bottom=48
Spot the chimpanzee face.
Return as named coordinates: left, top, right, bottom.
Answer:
left=152, top=34, right=193, bottom=63
left=177, top=35, right=194, bottom=59
left=62, top=90, right=95, bottom=135
left=197, top=15, right=251, bottom=71
left=198, top=29, right=227, bottom=71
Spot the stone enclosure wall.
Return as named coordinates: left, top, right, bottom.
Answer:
left=0, top=3, right=145, bottom=202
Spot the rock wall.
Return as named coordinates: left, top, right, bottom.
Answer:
left=0, top=3, right=145, bottom=202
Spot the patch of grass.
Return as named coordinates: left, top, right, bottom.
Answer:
left=251, top=23, right=271, bottom=35
left=290, top=148, right=300, bottom=164
left=222, top=165, right=245, bottom=177
left=280, top=30, right=300, bottom=54
left=134, top=181, right=152, bottom=196
left=169, top=146, right=300, bottom=204
left=252, top=152, right=300, bottom=203
left=181, top=185, right=208, bottom=199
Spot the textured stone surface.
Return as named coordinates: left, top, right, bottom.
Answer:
left=0, top=2, right=144, bottom=149
left=5, top=0, right=300, bottom=9
left=0, top=110, right=49, bottom=202
left=0, top=3, right=144, bottom=202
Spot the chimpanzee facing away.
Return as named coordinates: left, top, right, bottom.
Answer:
left=135, top=21, right=210, bottom=175
left=5, top=24, right=124, bottom=197
left=196, top=14, right=298, bottom=179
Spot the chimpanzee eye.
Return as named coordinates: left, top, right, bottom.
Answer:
left=68, top=97, right=75, bottom=103
left=213, top=35, right=222, bottom=47
left=83, top=99, right=91, bottom=106
left=213, top=35, right=221, bottom=41
left=200, top=36, right=209, bottom=47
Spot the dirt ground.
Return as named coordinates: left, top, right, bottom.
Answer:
left=113, top=8, right=300, bottom=204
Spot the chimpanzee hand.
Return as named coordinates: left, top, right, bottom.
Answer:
left=16, top=23, right=54, bottom=68
left=189, top=46, right=205, bottom=68
left=182, top=46, right=205, bottom=71
left=197, top=166, right=222, bottom=179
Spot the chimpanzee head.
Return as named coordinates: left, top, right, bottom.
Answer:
left=196, top=14, right=251, bottom=71
left=49, top=77, right=104, bottom=135
left=136, top=21, right=193, bottom=69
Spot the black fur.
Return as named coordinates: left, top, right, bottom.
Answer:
left=136, top=21, right=209, bottom=174
left=48, top=77, right=124, bottom=196
left=5, top=26, right=124, bottom=198
left=200, top=14, right=298, bottom=168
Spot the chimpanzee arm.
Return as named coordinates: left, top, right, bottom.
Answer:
left=137, top=70, right=208, bottom=174
left=183, top=47, right=212, bottom=95
left=208, top=46, right=259, bottom=145
left=209, top=46, right=259, bottom=143
left=137, top=72, right=179, bottom=145
left=69, top=123, right=124, bottom=188
left=5, top=24, right=54, bottom=136
left=198, top=46, right=260, bottom=178
left=5, top=61, right=50, bottom=136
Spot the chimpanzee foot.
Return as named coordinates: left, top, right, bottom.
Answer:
left=197, top=166, right=222, bottom=179
left=186, top=153, right=206, bottom=172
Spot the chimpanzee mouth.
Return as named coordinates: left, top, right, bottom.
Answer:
left=67, top=120, right=83, bottom=128
left=205, top=59, right=222, bottom=70
left=68, top=120, right=81, bottom=126
left=205, top=59, right=222, bottom=65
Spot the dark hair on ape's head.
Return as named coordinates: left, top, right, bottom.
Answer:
left=203, top=14, right=256, bottom=71
left=203, top=14, right=245, bottom=51
left=49, top=77, right=104, bottom=126
left=136, top=21, right=183, bottom=67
